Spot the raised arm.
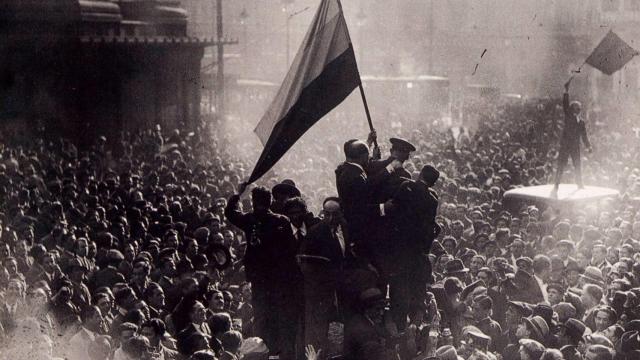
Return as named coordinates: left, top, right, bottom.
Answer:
left=224, top=194, right=250, bottom=229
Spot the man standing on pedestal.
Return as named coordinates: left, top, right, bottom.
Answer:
left=553, top=78, right=593, bottom=193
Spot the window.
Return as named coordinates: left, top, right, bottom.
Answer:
left=603, top=0, right=621, bottom=11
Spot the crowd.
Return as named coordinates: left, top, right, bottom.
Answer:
left=1, top=86, right=640, bottom=360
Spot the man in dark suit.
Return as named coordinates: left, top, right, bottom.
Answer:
left=385, top=164, right=441, bottom=330
left=298, top=197, right=351, bottom=354
left=344, top=288, right=397, bottom=360
left=335, top=138, right=400, bottom=260
left=553, top=78, right=592, bottom=191
left=225, top=185, right=298, bottom=359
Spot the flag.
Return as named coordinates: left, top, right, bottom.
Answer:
left=586, top=30, right=639, bottom=75
left=248, top=0, right=360, bottom=183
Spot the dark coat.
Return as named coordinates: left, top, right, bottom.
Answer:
left=335, top=162, right=391, bottom=253
left=386, top=180, right=439, bottom=276
left=344, top=314, right=392, bottom=360
left=224, top=194, right=297, bottom=284
left=561, top=92, right=590, bottom=151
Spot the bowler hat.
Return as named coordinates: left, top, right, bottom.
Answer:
left=420, top=165, right=440, bottom=186
left=272, top=182, right=301, bottom=198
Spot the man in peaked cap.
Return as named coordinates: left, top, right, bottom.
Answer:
left=367, top=137, right=416, bottom=202
left=472, top=294, right=502, bottom=352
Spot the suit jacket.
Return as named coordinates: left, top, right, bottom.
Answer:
left=225, top=194, right=297, bottom=284
left=335, top=162, right=391, bottom=251
left=561, top=92, right=590, bottom=150
left=344, top=314, right=393, bottom=360
left=367, top=157, right=412, bottom=203
left=385, top=180, right=439, bottom=275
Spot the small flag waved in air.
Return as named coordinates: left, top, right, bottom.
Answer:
left=248, top=0, right=360, bottom=184
left=585, top=30, right=639, bottom=75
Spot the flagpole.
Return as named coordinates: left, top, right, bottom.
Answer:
left=357, top=82, right=378, bottom=148
left=336, top=0, right=379, bottom=149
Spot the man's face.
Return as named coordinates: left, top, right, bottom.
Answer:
left=5, top=259, right=17, bottom=275
left=511, top=242, right=524, bottom=256
left=209, top=220, right=221, bottom=234
left=391, top=149, right=410, bottom=162
left=141, top=326, right=157, bottom=343
left=515, top=322, right=529, bottom=339
left=594, top=311, right=612, bottom=332
left=471, top=302, right=486, bottom=321
left=97, top=297, right=112, bottom=315
left=43, top=255, right=56, bottom=272
left=593, top=248, right=607, bottom=264
left=451, top=224, right=464, bottom=237
left=470, top=257, right=484, bottom=272
left=443, top=241, right=456, bottom=255
left=120, top=329, right=135, bottom=342
left=285, top=205, right=305, bottom=228
left=77, top=240, right=89, bottom=257
left=505, top=306, right=520, bottom=326
left=548, top=288, right=562, bottom=305
left=149, top=288, right=165, bottom=308
left=558, top=246, right=570, bottom=260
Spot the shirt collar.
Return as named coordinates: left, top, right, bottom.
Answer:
left=345, top=161, right=365, bottom=172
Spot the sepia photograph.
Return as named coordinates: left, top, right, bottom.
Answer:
left=1, top=1, right=639, bottom=359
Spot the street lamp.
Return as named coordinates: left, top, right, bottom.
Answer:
left=239, top=7, right=249, bottom=71
left=283, top=1, right=309, bottom=67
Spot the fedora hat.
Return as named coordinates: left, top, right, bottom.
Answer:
left=443, top=259, right=469, bottom=275
left=580, top=266, right=604, bottom=286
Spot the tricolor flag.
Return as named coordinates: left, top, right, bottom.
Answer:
left=248, top=0, right=360, bottom=183
left=586, top=30, right=639, bottom=75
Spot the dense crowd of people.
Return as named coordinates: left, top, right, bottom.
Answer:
left=1, top=85, right=640, bottom=360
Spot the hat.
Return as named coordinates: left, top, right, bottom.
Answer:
left=515, top=256, right=533, bottom=269
left=547, top=282, right=565, bottom=294
left=522, top=316, right=549, bottom=342
left=580, top=266, right=604, bottom=286
left=389, top=137, right=416, bottom=153
left=553, top=302, right=577, bottom=322
left=208, top=244, right=232, bottom=270
left=556, top=239, right=576, bottom=250
left=473, top=294, right=493, bottom=310
left=358, top=287, right=387, bottom=309
left=443, top=259, right=469, bottom=275
left=561, top=318, right=587, bottom=345
left=435, top=345, right=463, bottom=360
left=107, top=249, right=125, bottom=262
left=272, top=182, right=301, bottom=198
left=533, top=304, right=554, bottom=325
left=430, top=241, right=446, bottom=257
left=66, top=258, right=88, bottom=272
left=507, top=301, right=533, bottom=317
left=458, top=248, right=477, bottom=260
left=420, top=165, right=440, bottom=186
left=559, top=345, right=582, bottom=360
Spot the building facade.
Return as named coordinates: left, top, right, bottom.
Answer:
left=0, top=0, right=227, bottom=144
